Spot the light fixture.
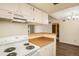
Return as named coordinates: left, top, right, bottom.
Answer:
left=67, top=12, right=79, bottom=20
left=67, top=16, right=79, bottom=19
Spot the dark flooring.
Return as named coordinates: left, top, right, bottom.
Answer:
left=56, top=42, right=79, bottom=56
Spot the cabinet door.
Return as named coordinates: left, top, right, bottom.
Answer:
left=0, top=4, right=20, bottom=19
left=34, top=8, right=42, bottom=23
left=19, top=4, right=34, bottom=21
left=0, top=3, right=22, bottom=18
left=40, top=45, right=49, bottom=56
left=49, top=42, right=55, bottom=56
left=47, top=42, right=54, bottom=56
left=34, top=8, right=48, bottom=24
left=0, top=9, right=13, bottom=19
left=41, top=12, right=48, bottom=24
left=40, top=42, right=54, bottom=56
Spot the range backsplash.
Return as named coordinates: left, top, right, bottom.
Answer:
left=0, top=20, right=28, bottom=37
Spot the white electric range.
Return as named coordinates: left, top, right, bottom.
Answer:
left=0, top=35, right=40, bottom=56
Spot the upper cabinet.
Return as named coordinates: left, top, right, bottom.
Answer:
left=41, top=11, right=48, bottom=24
left=0, top=3, right=21, bottom=19
left=34, top=8, right=42, bottom=23
left=0, top=9, right=13, bottom=19
left=19, top=4, right=34, bottom=22
left=34, top=8, right=48, bottom=24
left=0, top=4, right=16, bottom=19
left=0, top=3, right=48, bottom=24
left=0, top=3, right=27, bottom=20
left=0, top=3, right=20, bottom=14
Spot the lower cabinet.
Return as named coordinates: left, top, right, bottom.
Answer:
left=39, top=42, right=56, bottom=56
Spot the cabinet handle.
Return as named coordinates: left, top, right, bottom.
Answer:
left=14, top=14, right=24, bottom=17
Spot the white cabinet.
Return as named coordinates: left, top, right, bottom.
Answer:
left=39, top=42, right=55, bottom=56
left=0, top=9, right=13, bottom=19
left=0, top=3, right=20, bottom=14
left=0, top=3, right=22, bottom=19
left=0, top=3, right=33, bottom=21
left=19, top=4, right=34, bottom=22
left=0, top=4, right=19, bottom=19
left=34, top=8, right=48, bottom=24
left=41, top=11, right=48, bottom=24
left=34, top=8, right=42, bottom=23
left=0, top=3, right=48, bottom=24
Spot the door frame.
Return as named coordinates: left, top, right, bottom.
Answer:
left=52, top=23, right=59, bottom=41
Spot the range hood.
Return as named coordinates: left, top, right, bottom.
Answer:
left=12, top=17, right=26, bottom=23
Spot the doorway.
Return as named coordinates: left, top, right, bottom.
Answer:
left=52, top=23, right=59, bottom=41
left=28, top=25, right=35, bottom=34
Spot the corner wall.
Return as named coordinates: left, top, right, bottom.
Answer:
left=59, top=20, right=79, bottom=45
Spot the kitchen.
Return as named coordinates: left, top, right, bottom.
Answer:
left=0, top=3, right=79, bottom=56
left=0, top=3, right=56, bottom=56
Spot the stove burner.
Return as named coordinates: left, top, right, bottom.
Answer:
left=26, top=45, right=35, bottom=50
left=4, top=47, right=16, bottom=52
left=24, top=43, right=29, bottom=46
left=7, top=52, right=17, bottom=56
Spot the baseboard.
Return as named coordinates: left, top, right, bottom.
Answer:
left=58, top=42, right=79, bottom=47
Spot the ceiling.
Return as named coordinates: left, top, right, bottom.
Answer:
left=30, top=3, right=79, bottom=20
left=52, top=5, right=79, bottom=20
left=30, top=3, right=79, bottom=14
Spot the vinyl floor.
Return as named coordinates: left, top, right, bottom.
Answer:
left=56, top=42, right=79, bottom=56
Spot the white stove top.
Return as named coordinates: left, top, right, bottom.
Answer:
left=0, top=35, right=40, bottom=56
left=0, top=40, right=40, bottom=56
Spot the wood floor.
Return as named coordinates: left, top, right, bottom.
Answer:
left=56, top=42, right=79, bottom=56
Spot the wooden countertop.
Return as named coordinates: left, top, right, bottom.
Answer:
left=29, top=33, right=56, bottom=39
left=29, top=37, right=54, bottom=47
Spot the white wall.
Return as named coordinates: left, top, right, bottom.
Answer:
left=34, top=19, right=60, bottom=33
left=50, top=18, right=79, bottom=46
left=0, top=20, right=28, bottom=37
left=35, top=24, right=52, bottom=33
left=59, top=20, right=79, bottom=45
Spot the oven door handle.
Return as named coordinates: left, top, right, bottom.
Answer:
left=25, top=50, right=40, bottom=56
